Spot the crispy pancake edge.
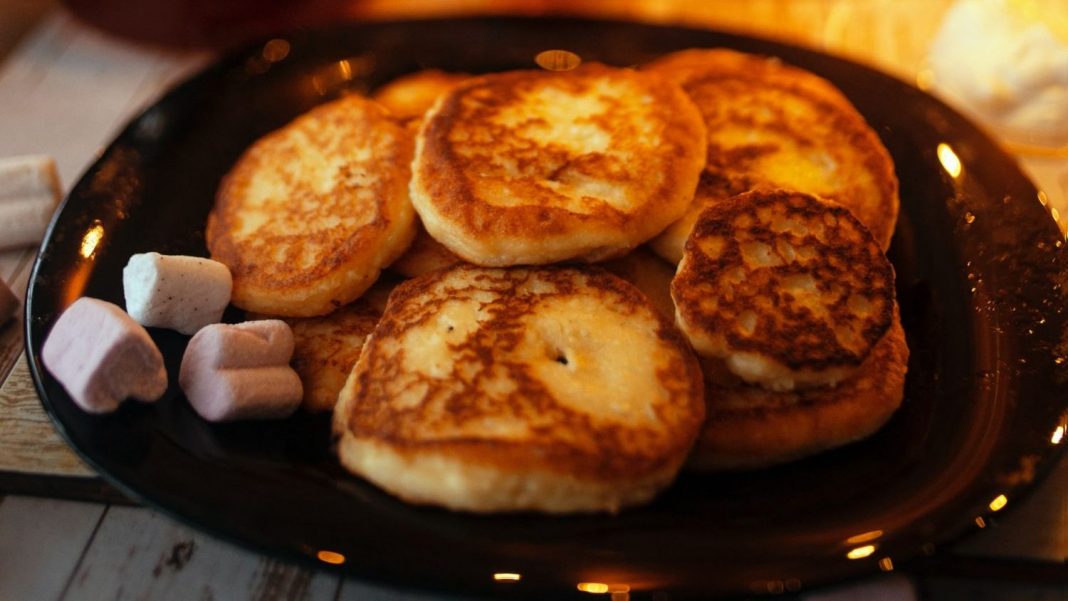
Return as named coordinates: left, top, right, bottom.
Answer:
left=410, top=64, right=707, bottom=266
left=688, top=307, right=908, bottom=471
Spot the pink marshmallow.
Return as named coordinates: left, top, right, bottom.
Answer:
left=41, top=297, right=168, bottom=414
left=179, top=320, right=302, bottom=422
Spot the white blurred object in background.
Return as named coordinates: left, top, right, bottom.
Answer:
left=927, top=0, right=1068, bottom=150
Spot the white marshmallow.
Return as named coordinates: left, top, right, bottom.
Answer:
left=0, top=155, right=62, bottom=250
left=123, top=252, right=232, bottom=335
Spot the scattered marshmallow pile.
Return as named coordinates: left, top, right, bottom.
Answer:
left=42, top=252, right=302, bottom=421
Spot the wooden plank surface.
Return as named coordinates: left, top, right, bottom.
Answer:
left=0, top=496, right=106, bottom=600
left=64, top=506, right=339, bottom=601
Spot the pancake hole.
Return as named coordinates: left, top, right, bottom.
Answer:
left=738, top=310, right=758, bottom=336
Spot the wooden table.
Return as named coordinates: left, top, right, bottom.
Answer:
left=0, top=3, right=1065, bottom=600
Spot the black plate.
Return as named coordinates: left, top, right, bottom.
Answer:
left=26, top=17, right=1068, bottom=600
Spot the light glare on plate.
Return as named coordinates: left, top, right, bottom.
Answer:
left=494, top=573, right=521, bottom=582
left=1052, top=425, right=1065, bottom=444
left=845, top=529, right=883, bottom=544
left=80, top=223, right=105, bottom=258
left=316, top=550, right=345, bottom=565
left=937, top=143, right=962, bottom=178
left=846, top=545, right=876, bottom=560
left=577, top=582, right=610, bottom=594
left=989, top=494, right=1008, bottom=512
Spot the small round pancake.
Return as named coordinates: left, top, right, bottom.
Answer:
left=333, top=264, right=705, bottom=513
left=410, top=63, right=707, bottom=266
left=208, top=94, right=416, bottom=317
left=689, top=310, right=908, bottom=470
left=672, top=190, right=895, bottom=391
left=645, top=49, right=899, bottom=263
left=280, top=300, right=381, bottom=412
left=372, top=69, right=468, bottom=123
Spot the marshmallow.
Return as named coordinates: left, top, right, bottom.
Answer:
left=179, top=320, right=302, bottom=422
left=41, top=297, right=168, bottom=414
left=123, top=252, right=232, bottom=335
left=0, top=155, right=62, bottom=249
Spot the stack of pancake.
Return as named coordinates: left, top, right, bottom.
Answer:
left=205, top=48, right=907, bottom=513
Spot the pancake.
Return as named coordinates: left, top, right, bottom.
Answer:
left=602, top=247, right=677, bottom=321
left=207, top=94, right=416, bottom=317
left=281, top=300, right=381, bottom=412
left=389, top=219, right=466, bottom=278
left=672, top=190, right=895, bottom=391
left=372, top=69, right=469, bottom=124
left=333, top=264, right=705, bottom=513
left=373, top=69, right=468, bottom=277
left=645, top=48, right=899, bottom=263
left=689, top=310, right=908, bottom=470
left=410, top=63, right=707, bottom=266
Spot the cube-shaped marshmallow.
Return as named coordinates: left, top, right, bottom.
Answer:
left=123, top=252, right=232, bottom=335
left=0, top=155, right=62, bottom=250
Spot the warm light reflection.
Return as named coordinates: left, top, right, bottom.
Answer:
left=846, top=545, right=876, bottom=560
left=338, top=59, right=354, bottom=80
left=262, top=39, right=290, bottom=62
left=316, top=550, right=345, bottom=565
left=878, top=557, right=894, bottom=572
left=915, top=68, right=935, bottom=91
left=1052, top=425, right=1065, bottom=444
left=79, top=223, right=105, bottom=258
left=577, top=582, right=610, bottom=594
left=937, top=143, right=962, bottom=179
left=494, top=573, right=521, bottom=582
left=975, top=516, right=987, bottom=528
left=989, top=494, right=1008, bottom=512
left=845, top=529, right=884, bottom=544
left=536, top=49, right=582, bottom=71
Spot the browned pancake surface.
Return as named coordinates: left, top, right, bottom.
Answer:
left=690, top=310, right=908, bottom=470
left=334, top=265, right=704, bottom=511
left=647, top=49, right=899, bottom=262
left=673, top=190, right=895, bottom=389
left=410, top=63, right=706, bottom=266
left=208, top=94, right=415, bottom=316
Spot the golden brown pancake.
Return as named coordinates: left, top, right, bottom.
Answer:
left=372, top=69, right=469, bottom=123
left=645, top=48, right=899, bottom=263
left=333, top=264, right=705, bottom=513
left=373, top=69, right=468, bottom=277
left=208, top=94, right=416, bottom=317
left=280, top=300, right=381, bottom=412
left=689, top=310, right=908, bottom=470
left=410, top=63, right=707, bottom=266
left=672, top=190, right=895, bottom=391
left=389, top=221, right=466, bottom=277
left=602, top=247, right=677, bottom=321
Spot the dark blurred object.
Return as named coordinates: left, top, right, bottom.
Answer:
left=63, top=0, right=348, bottom=49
